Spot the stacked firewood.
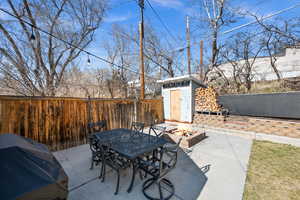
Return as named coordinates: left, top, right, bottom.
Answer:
left=195, top=86, right=222, bottom=112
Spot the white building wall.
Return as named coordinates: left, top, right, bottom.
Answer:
left=215, top=47, right=300, bottom=81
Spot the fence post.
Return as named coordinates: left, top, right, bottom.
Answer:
left=134, top=99, right=137, bottom=122
left=86, top=96, right=92, bottom=140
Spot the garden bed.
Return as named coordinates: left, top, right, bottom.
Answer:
left=163, top=127, right=206, bottom=148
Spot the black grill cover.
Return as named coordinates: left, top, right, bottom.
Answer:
left=0, top=134, right=68, bottom=200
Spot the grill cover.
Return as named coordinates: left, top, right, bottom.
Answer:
left=0, top=134, right=68, bottom=200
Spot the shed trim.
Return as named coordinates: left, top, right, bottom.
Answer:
left=157, top=75, right=206, bottom=87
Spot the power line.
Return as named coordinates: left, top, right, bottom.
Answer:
left=143, top=9, right=174, bottom=49
left=110, top=0, right=135, bottom=9
left=222, top=2, right=300, bottom=35
left=107, top=25, right=183, bottom=75
left=101, top=0, right=185, bottom=75
left=144, top=0, right=180, bottom=43
left=0, top=7, right=159, bottom=80
left=176, top=2, right=300, bottom=51
left=133, top=0, right=178, bottom=49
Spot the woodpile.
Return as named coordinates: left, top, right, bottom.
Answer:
left=195, top=86, right=222, bottom=112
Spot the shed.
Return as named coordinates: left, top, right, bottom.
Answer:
left=158, top=75, right=205, bottom=123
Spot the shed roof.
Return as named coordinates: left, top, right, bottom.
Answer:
left=157, top=75, right=206, bottom=87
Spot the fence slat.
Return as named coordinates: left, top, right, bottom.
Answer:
left=0, top=97, right=163, bottom=151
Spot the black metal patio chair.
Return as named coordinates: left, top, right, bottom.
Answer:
left=146, top=124, right=167, bottom=163
left=88, top=120, right=107, bottom=134
left=138, top=138, right=182, bottom=200
left=98, top=139, right=130, bottom=195
left=130, top=121, right=145, bottom=137
left=88, top=120, right=107, bottom=169
left=148, top=124, right=166, bottom=138
left=88, top=135, right=102, bottom=170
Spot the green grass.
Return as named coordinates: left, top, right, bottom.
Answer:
left=243, top=140, right=300, bottom=200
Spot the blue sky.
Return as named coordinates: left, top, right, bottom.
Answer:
left=1, top=0, right=300, bottom=74
left=96, top=0, right=300, bottom=43
left=85, top=0, right=300, bottom=72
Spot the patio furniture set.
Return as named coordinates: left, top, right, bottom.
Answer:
left=87, top=120, right=182, bottom=200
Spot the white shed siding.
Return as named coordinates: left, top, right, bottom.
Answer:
left=179, top=86, right=191, bottom=122
left=162, top=89, right=170, bottom=120
left=191, top=81, right=201, bottom=121
left=159, top=76, right=204, bottom=123
left=162, top=86, right=192, bottom=122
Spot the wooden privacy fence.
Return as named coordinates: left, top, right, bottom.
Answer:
left=0, top=96, right=164, bottom=151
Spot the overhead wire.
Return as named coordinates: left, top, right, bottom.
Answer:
left=170, top=2, right=300, bottom=52
left=130, top=0, right=187, bottom=75
left=0, top=7, right=159, bottom=80
left=223, top=2, right=300, bottom=34
left=140, top=9, right=184, bottom=73
left=144, top=0, right=181, bottom=44
left=142, top=9, right=174, bottom=50
left=105, top=1, right=182, bottom=77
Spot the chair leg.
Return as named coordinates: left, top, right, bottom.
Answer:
left=99, top=163, right=103, bottom=179
left=139, top=169, right=144, bottom=180
left=101, top=164, right=106, bottom=182
left=144, top=155, right=150, bottom=178
left=127, top=161, right=137, bottom=193
left=115, top=170, right=120, bottom=195
left=158, top=181, right=163, bottom=200
left=142, top=178, right=175, bottom=200
left=90, top=155, right=94, bottom=170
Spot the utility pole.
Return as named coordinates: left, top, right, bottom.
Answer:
left=186, top=15, right=191, bottom=75
left=138, top=0, right=145, bottom=99
left=200, top=40, right=203, bottom=80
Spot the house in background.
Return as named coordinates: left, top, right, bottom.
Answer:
left=158, top=75, right=205, bottom=123
left=209, top=45, right=300, bottom=81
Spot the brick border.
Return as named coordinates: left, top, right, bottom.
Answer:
left=193, top=114, right=300, bottom=139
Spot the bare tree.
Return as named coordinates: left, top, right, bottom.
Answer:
left=220, top=32, right=263, bottom=92
left=143, top=25, right=180, bottom=78
left=197, top=0, right=237, bottom=82
left=260, top=31, right=282, bottom=80
left=58, top=66, right=108, bottom=98
left=221, top=43, right=243, bottom=92
left=236, top=32, right=263, bottom=91
left=253, top=16, right=300, bottom=44
left=0, top=0, right=107, bottom=96
left=106, top=23, right=181, bottom=79
left=102, top=24, right=138, bottom=98
left=252, top=16, right=300, bottom=81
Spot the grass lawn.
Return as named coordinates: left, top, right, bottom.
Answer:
left=243, top=140, right=300, bottom=200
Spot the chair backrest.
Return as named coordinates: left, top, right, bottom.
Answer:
left=89, top=135, right=100, bottom=153
left=88, top=120, right=107, bottom=134
left=159, top=137, right=182, bottom=178
left=131, top=122, right=145, bottom=133
left=91, top=136, right=113, bottom=163
left=149, top=124, right=166, bottom=137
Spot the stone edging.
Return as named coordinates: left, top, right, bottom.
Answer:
left=196, top=124, right=300, bottom=147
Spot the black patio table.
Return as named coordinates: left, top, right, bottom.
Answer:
left=93, top=128, right=168, bottom=193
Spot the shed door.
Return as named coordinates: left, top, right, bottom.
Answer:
left=170, top=90, right=181, bottom=121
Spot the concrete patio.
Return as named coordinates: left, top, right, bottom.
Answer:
left=53, top=123, right=252, bottom=200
